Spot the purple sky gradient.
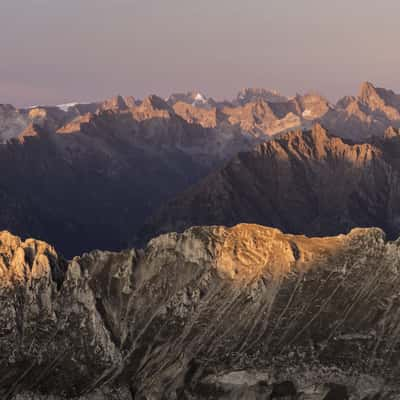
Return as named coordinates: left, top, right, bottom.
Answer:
left=1, top=0, right=400, bottom=107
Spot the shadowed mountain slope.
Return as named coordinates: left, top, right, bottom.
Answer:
left=0, top=103, right=248, bottom=257
left=144, top=124, right=400, bottom=241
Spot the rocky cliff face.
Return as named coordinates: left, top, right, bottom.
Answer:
left=2, top=224, right=400, bottom=399
left=143, top=124, right=400, bottom=242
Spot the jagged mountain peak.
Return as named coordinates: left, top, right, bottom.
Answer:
left=358, top=81, right=400, bottom=108
left=237, top=87, right=287, bottom=102
left=359, top=80, right=377, bottom=96
left=100, top=95, right=133, bottom=111
left=358, top=81, right=383, bottom=104
left=140, top=94, right=172, bottom=111
left=268, top=123, right=330, bottom=147
left=165, top=91, right=215, bottom=110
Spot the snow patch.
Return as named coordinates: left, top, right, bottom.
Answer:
left=56, top=102, right=79, bottom=112
left=191, top=92, right=208, bottom=106
left=302, top=109, right=313, bottom=118
left=194, top=92, right=207, bottom=103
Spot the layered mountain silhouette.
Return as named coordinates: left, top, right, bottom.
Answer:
left=0, top=96, right=253, bottom=257
left=1, top=81, right=400, bottom=256
left=3, top=82, right=400, bottom=399
left=144, top=123, right=400, bottom=241
left=4, top=81, right=400, bottom=144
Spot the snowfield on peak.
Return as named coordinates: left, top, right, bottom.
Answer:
left=56, top=102, right=80, bottom=112
left=194, top=92, right=207, bottom=102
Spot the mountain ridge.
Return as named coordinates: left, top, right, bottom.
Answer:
left=4, top=81, right=400, bottom=144
left=143, top=123, right=400, bottom=242
left=2, top=224, right=400, bottom=399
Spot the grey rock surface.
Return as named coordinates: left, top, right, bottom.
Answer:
left=1, top=224, right=400, bottom=399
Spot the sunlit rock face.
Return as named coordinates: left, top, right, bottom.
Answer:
left=2, top=224, right=400, bottom=399
left=322, top=81, right=400, bottom=140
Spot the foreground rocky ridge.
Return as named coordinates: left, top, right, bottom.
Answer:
left=2, top=225, right=400, bottom=399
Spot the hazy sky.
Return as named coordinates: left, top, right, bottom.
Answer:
left=1, top=0, right=400, bottom=107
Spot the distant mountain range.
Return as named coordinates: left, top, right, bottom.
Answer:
left=3, top=81, right=400, bottom=144
left=1, top=81, right=400, bottom=256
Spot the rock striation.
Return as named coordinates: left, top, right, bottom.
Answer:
left=2, top=225, right=400, bottom=399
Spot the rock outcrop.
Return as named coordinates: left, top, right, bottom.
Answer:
left=2, top=225, right=400, bottom=399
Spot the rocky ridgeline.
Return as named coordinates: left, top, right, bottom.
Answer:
left=144, top=123, right=400, bottom=243
left=2, top=224, right=400, bottom=399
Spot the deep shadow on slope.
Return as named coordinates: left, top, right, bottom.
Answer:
left=0, top=112, right=226, bottom=258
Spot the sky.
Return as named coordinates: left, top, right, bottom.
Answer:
left=1, top=0, right=400, bottom=107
